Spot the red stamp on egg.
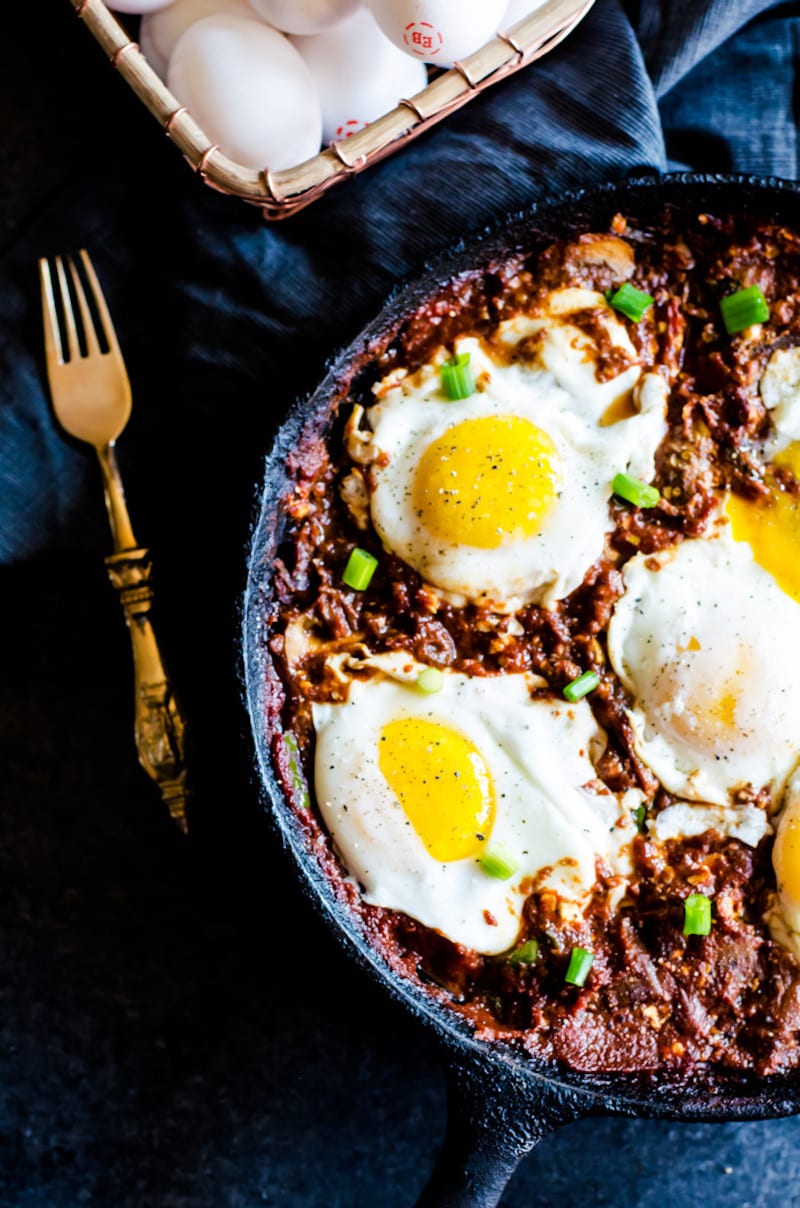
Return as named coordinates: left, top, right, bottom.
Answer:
left=403, top=20, right=443, bottom=57
left=335, top=119, right=368, bottom=139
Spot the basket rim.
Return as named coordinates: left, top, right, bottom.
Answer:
left=71, top=0, right=595, bottom=219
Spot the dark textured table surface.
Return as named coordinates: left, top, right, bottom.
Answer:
left=4, top=3, right=800, bottom=1205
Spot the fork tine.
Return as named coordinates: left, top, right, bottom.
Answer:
left=38, top=257, right=64, bottom=367
left=55, top=256, right=80, bottom=362
left=79, top=249, right=123, bottom=360
left=66, top=255, right=101, bottom=356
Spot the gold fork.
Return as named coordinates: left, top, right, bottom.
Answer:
left=39, top=250, right=189, bottom=834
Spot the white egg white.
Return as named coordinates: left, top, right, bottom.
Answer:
left=312, top=665, right=636, bottom=954
left=362, top=293, right=668, bottom=611
left=761, top=344, right=800, bottom=454
left=494, top=288, right=646, bottom=426
left=608, top=524, right=800, bottom=809
left=653, top=801, right=770, bottom=848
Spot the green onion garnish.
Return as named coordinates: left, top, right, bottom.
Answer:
left=479, top=847, right=519, bottom=881
left=416, top=667, right=444, bottom=695
left=563, top=670, right=600, bottom=703
left=608, top=283, right=654, bottom=323
left=284, top=732, right=310, bottom=810
left=633, top=803, right=647, bottom=833
left=440, top=352, right=475, bottom=400
left=565, top=946, right=594, bottom=987
left=612, top=471, right=661, bottom=508
left=508, top=939, right=539, bottom=966
left=683, top=893, right=712, bottom=936
left=342, top=547, right=377, bottom=591
left=720, top=285, right=769, bottom=335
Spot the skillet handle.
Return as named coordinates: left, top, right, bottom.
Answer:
left=414, top=1052, right=585, bottom=1208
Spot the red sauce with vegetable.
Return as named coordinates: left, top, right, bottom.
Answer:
left=264, top=210, right=800, bottom=1076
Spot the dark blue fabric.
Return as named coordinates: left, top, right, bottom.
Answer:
left=660, top=10, right=800, bottom=175
left=3, top=4, right=800, bottom=1206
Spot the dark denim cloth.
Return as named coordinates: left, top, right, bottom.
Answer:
left=3, top=4, right=800, bottom=1206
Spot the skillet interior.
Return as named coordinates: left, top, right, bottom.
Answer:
left=243, top=172, right=800, bottom=1126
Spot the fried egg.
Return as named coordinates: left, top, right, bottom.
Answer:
left=358, top=289, right=668, bottom=610
left=607, top=525, right=800, bottom=809
left=770, top=768, right=800, bottom=959
left=725, top=344, right=800, bottom=956
left=725, top=344, right=800, bottom=607
left=312, top=662, right=636, bottom=954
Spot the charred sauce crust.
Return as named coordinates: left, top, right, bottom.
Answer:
left=265, top=210, right=800, bottom=1077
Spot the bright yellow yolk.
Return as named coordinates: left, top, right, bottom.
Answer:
left=726, top=440, right=800, bottom=605
left=378, top=717, right=496, bottom=861
left=774, top=799, right=800, bottom=907
left=412, top=415, right=560, bottom=550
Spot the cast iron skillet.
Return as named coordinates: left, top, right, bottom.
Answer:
left=244, top=173, right=800, bottom=1207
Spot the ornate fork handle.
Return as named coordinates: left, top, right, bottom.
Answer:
left=105, top=546, right=189, bottom=833
left=39, top=251, right=189, bottom=835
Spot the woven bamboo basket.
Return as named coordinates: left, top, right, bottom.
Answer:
left=71, top=0, right=594, bottom=219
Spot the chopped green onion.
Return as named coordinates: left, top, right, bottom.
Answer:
left=283, top=732, right=310, bottom=810
left=416, top=667, right=444, bottom=695
left=440, top=352, right=475, bottom=400
left=608, top=282, right=654, bottom=323
left=720, top=285, right=769, bottom=335
left=612, top=471, right=661, bottom=508
left=479, top=847, right=519, bottom=881
left=683, top=893, right=712, bottom=936
left=508, top=939, right=540, bottom=966
left=563, top=670, right=600, bottom=703
left=565, top=946, right=594, bottom=987
left=342, top=547, right=377, bottom=591
left=633, top=803, right=647, bottom=833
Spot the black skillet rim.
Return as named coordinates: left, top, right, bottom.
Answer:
left=243, top=171, right=800, bottom=1123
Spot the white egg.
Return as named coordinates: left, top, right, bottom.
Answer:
left=248, top=0, right=361, bottom=35
left=167, top=16, right=322, bottom=170
left=312, top=664, right=635, bottom=954
left=109, top=0, right=174, bottom=13
left=293, top=10, right=427, bottom=143
left=368, top=0, right=506, bottom=65
left=140, top=0, right=256, bottom=79
left=356, top=290, right=667, bottom=611
left=607, top=525, right=800, bottom=808
left=501, top=0, right=550, bottom=29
